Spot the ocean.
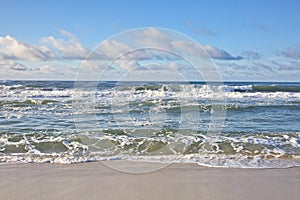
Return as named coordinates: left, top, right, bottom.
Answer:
left=0, top=80, right=299, bottom=168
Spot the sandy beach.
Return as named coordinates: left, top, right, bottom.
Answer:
left=0, top=161, right=299, bottom=200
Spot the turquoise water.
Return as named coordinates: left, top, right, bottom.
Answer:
left=0, top=81, right=299, bottom=168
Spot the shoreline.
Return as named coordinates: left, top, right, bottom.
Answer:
left=0, top=161, right=299, bottom=200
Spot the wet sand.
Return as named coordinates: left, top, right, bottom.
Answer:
left=0, top=161, right=299, bottom=200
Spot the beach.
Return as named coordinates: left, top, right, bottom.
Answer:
left=1, top=1, right=300, bottom=200
left=1, top=81, right=300, bottom=199
left=0, top=161, right=299, bottom=200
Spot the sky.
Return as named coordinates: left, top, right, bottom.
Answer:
left=0, top=0, right=300, bottom=81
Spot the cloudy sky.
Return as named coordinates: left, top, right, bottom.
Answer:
left=0, top=0, right=300, bottom=81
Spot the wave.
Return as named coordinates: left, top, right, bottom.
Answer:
left=0, top=130, right=299, bottom=168
left=224, top=84, right=300, bottom=93
left=252, top=85, right=300, bottom=92
left=2, top=82, right=300, bottom=97
left=1, top=81, right=300, bottom=168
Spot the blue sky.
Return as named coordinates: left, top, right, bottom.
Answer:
left=0, top=0, right=300, bottom=81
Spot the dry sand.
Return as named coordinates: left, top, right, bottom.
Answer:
left=0, top=161, right=299, bottom=200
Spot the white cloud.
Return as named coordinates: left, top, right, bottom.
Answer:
left=171, top=40, right=205, bottom=57
left=216, top=57, right=300, bottom=81
left=60, top=29, right=77, bottom=40
left=38, top=65, right=56, bottom=74
left=99, top=40, right=132, bottom=59
left=0, top=29, right=242, bottom=64
left=0, top=60, right=80, bottom=80
left=281, top=45, right=300, bottom=59
left=0, top=60, right=27, bottom=71
left=136, top=28, right=174, bottom=50
left=0, top=28, right=247, bottom=80
left=10, top=62, right=27, bottom=71
left=171, top=41, right=242, bottom=60
left=88, top=28, right=241, bottom=62
left=42, top=30, right=88, bottom=59
left=0, top=35, right=55, bottom=61
left=114, top=59, right=141, bottom=70
left=90, top=39, right=177, bottom=61
left=138, top=28, right=241, bottom=60
left=203, top=45, right=242, bottom=60
left=242, top=50, right=261, bottom=60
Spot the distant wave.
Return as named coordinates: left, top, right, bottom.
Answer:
left=224, top=84, right=300, bottom=93
left=252, top=85, right=300, bottom=92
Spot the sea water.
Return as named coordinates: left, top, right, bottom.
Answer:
left=0, top=80, right=299, bottom=168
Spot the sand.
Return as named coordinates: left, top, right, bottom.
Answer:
left=0, top=161, right=299, bottom=200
